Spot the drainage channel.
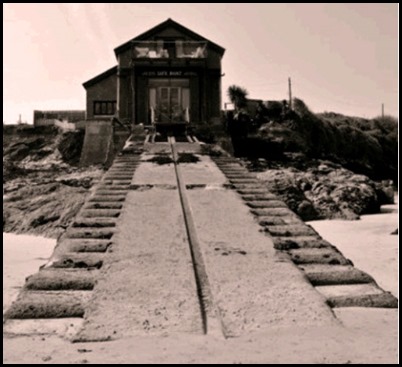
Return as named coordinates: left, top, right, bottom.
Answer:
left=211, top=155, right=398, bottom=309
left=3, top=150, right=142, bottom=331
left=169, top=137, right=225, bottom=337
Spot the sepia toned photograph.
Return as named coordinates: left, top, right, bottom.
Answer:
left=3, top=3, right=398, bottom=364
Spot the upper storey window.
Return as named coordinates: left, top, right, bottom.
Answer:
left=133, top=41, right=207, bottom=59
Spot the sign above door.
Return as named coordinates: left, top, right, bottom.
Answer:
left=140, top=70, right=198, bottom=77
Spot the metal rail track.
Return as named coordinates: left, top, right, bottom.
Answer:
left=169, top=136, right=226, bottom=337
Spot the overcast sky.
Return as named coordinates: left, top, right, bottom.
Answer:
left=3, top=3, right=398, bottom=124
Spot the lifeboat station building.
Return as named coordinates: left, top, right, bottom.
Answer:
left=83, top=18, right=225, bottom=131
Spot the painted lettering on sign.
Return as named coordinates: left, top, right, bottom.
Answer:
left=140, top=70, right=198, bottom=77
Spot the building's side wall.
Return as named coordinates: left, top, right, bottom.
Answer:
left=86, top=73, right=117, bottom=119
left=34, top=119, right=57, bottom=127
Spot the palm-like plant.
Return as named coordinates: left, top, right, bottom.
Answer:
left=227, top=85, right=248, bottom=112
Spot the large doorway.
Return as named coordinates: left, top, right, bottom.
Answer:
left=149, top=79, right=190, bottom=125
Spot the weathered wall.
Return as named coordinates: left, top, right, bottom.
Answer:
left=34, top=119, right=57, bottom=127
left=79, top=120, right=114, bottom=166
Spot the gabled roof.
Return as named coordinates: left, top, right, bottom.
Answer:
left=83, top=66, right=117, bottom=89
left=114, top=18, right=225, bottom=57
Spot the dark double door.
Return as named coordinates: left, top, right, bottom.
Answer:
left=149, top=79, right=190, bottom=124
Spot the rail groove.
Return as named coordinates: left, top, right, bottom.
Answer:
left=169, top=137, right=226, bottom=337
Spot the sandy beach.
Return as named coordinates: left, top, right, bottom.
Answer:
left=307, top=200, right=398, bottom=297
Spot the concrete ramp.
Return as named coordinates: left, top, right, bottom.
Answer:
left=80, top=120, right=113, bottom=166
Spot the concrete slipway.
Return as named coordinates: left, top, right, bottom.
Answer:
left=75, top=149, right=336, bottom=341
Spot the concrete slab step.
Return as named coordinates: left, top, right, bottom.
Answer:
left=84, top=202, right=123, bottom=209
left=114, top=157, right=141, bottom=161
left=224, top=173, right=256, bottom=178
left=110, top=162, right=139, bottom=166
left=217, top=164, right=249, bottom=169
left=317, top=283, right=383, bottom=298
left=221, top=171, right=251, bottom=176
left=96, top=185, right=130, bottom=191
left=229, top=178, right=259, bottom=184
left=213, top=157, right=239, bottom=160
left=72, top=218, right=117, bottom=228
left=287, top=248, right=351, bottom=265
left=263, top=224, right=318, bottom=237
left=108, top=166, right=138, bottom=170
left=66, top=228, right=115, bottom=239
left=237, top=188, right=272, bottom=195
left=241, top=194, right=278, bottom=201
left=111, top=160, right=140, bottom=163
left=63, top=239, right=112, bottom=253
left=94, top=190, right=129, bottom=196
left=25, top=269, right=98, bottom=290
left=114, top=156, right=141, bottom=160
left=49, top=253, right=104, bottom=269
left=299, top=265, right=375, bottom=285
left=246, top=200, right=288, bottom=209
left=104, top=172, right=135, bottom=176
left=326, top=292, right=398, bottom=308
left=80, top=209, right=121, bottom=217
left=4, top=291, right=91, bottom=319
left=103, top=175, right=134, bottom=180
left=250, top=208, right=297, bottom=217
left=212, top=158, right=239, bottom=162
left=105, top=171, right=136, bottom=175
left=108, top=166, right=138, bottom=169
left=272, top=236, right=332, bottom=250
left=111, top=160, right=140, bottom=164
left=258, top=216, right=304, bottom=226
left=214, top=163, right=245, bottom=167
left=102, top=180, right=132, bottom=185
left=112, top=162, right=140, bottom=166
left=88, top=196, right=126, bottom=202
left=232, top=182, right=265, bottom=191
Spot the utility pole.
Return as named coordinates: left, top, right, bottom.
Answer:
left=288, top=77, right=292, bottom=110
left=382, top=103, right=384, bottom=119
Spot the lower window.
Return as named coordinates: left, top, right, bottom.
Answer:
left=94, top=101, right=116, bottom=116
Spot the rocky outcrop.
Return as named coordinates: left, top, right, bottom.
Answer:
left=3, top=167, right=103, bottom=238
left=3, top=130, right=103, bottom=238
left=3, top=137, right=53, bottom=161
left=254, top=160, right=392, bottom=221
